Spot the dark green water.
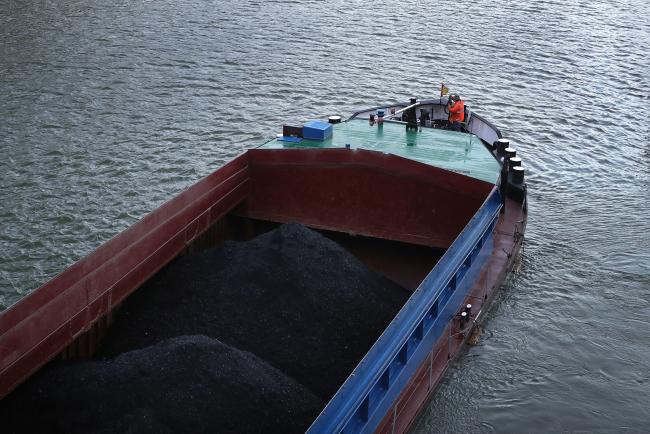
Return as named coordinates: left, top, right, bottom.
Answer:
left=1, top=1, right=649, bottom=432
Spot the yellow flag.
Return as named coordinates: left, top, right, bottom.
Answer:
left=440, top=83, right=449, bottom=96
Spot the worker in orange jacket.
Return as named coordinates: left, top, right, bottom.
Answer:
left=447, top=94, right=465, bottom=132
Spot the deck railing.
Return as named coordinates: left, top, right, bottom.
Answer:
left=307, top=188, right=502, bottom=434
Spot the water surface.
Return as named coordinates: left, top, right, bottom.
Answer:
left=1, top=0, right=649, bottom=432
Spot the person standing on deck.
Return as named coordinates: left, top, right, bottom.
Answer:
left=447, top=94, right=465, bottom=132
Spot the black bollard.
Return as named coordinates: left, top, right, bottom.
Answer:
left=495, top=138, right=509, bottom=155
left=512, top=166, right=525, bottom=184
left=509, top=156, right=522, bottom=168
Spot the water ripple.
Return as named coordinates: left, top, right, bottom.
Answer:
left=1, top=0, right=649, bottom=431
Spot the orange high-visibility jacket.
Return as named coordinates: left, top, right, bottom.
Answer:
left=448, top=100, right=465, bottom=123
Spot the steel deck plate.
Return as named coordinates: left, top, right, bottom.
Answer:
left=261, top=119, right=500, bottom=184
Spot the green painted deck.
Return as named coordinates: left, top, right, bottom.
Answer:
left=260, top=119, right=500, bottom=184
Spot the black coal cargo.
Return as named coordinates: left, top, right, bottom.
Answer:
left=1, top=223, right=410, bottom=433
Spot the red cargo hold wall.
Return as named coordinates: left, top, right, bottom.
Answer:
left=0, top=154, right=250, bottom=399
left=243, top=148, right=492, bottom=249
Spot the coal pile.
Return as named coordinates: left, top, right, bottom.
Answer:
left=98, top=222, right=410, bottom=399
left=0, top=335, right=323, bottom=434
left=2, top=223, right=410, bottom=433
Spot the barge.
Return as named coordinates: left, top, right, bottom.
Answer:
left=0, top=96, right=527, bottom=433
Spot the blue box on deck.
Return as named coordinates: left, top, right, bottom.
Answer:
left=302, top=120, right=332, bottom=141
